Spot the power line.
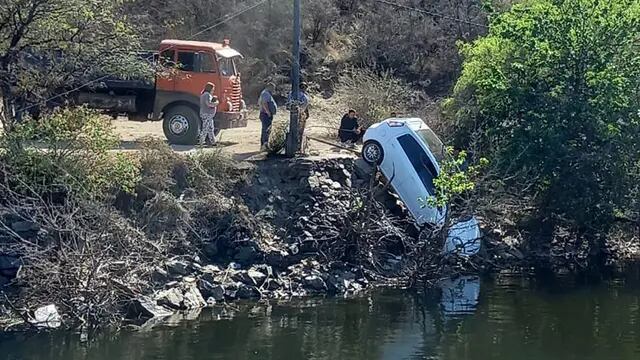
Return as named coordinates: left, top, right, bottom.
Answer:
left=15, top=0, right=269, bottom=114
left=373, top=0, right=488, bottom=28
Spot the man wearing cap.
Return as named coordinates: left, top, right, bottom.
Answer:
left=200, top=82, right=219, bottom=147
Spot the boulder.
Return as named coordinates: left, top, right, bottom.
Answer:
left=156, top=288, right=184, bottom=310
left=208, top=284, right=226, bottom=302
left=236, top=284, right=259, bottom=299
left=150, top=267, right=170, bottom=285
left=234, top=245, right=260, bottom=265
left=265, top=278, right=282, bottom=291
left=247, top=268, right=267, bottom=285
left=182, top=284, right=206, bottom=309
left=165, top=259, right=192, bottom=277
left=31, top=304, right=62, bottom=329
left=224, top=282, right=240, bottom=299
left=303, top=275, right=327, bottom=291
left=0, top=255, right=20, bottom=278
left=129, top=296, right=173, bottom=319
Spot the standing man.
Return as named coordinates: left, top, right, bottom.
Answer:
left=199, top=82, right=219, bottom=147
left=338, top=109, right=363, bottom=147
left=258, top=83, right=277, bottom=151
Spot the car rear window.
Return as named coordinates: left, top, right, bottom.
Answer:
left=397, top=134, right=437, bottom=195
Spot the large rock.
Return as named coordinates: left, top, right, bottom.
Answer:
left=0, top=255, right=20, bottom=278
left=150, top=267, right=170, bottom=285
left=223, top=282, right=240, bottom=299
left=233, top=268, right=268, bottom=286
left=165, top=259, right=192, bottom=277
left=234, top=245, right=261, bottom=265
left=182, top=284, right=206, bottom=309
left=156, top=288, right=184, bottom=310
left=30, top=304, right=62, bottom=329
left=129, top=296, right=173, bottom=319
left=303, top=275, right=327, bottom=291
left=236, top=284, right=259, bottom=299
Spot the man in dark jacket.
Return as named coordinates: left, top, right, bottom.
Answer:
left=339, top=109, right=362, bottom=146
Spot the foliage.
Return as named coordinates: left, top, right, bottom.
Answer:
left=1, top=107, right=141, bottom=199
left=447, top=0, right=640, bottom=232
left=427, top=148, right=488, bottom=208
left=0, top=0, right=143, bottom=129
left=351, top=0, right=488, bottom=92
left=337, top=68, right=415, bottom=127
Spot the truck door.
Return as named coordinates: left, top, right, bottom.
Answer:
left=174, top=50, right=217, bottom=98
left=156, top=49, right=176, bottom=92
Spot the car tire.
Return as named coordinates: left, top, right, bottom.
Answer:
left=362, top=140, right=384, bottom=165
left=163, top=105, right=200, bottom=145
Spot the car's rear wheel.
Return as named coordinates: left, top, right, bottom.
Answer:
left=163, top=105, right=200, bottom=145
left=362, top=140, right=384, bottom=165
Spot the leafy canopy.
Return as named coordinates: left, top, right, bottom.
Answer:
left=447, top=0, right=640, bottom=228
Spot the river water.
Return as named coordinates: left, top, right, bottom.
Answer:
left=2, top=273, right=640, bottom=360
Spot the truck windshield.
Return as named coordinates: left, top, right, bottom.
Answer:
left=218, top=57, right=237, bottom=77
left=416, top=127, right=444, bottom=163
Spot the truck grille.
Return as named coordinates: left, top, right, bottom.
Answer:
left=229, top=79, right=242, bottom=111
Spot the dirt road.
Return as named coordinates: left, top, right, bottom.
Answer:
left=112, top=108, right=358, bottom=161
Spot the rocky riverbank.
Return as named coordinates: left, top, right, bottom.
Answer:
left=0, top=153, right=425, bottom=330
left=0, top=147, right=540, bottom=331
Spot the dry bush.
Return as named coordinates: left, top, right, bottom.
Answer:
left=0, top=181, right=171, bottom=326
left=266, top=120, right=288, bottom=155
left=336, top=68, right=414, bottom=128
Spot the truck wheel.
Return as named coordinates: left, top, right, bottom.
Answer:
left=163, top=105, right=200, bottom=145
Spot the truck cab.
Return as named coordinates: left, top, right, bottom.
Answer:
left=154, top=39, right=247, bottom=144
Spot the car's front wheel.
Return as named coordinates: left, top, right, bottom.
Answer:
left=362, top=140, right=384, bottom=165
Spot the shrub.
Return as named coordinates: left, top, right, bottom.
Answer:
left=1, top=107, right=141, bottom=200
left=336, top=68, right=414, bottom=128
left=446, top=0, right=640, bottom=238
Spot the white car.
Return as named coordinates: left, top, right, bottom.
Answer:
left=362, top=117, right=447, bottom=226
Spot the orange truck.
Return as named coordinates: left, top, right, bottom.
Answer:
left=76, top=39, right=247, bottom=145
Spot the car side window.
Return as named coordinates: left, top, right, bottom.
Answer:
left=397, top=134, right=437, bottom=195
left=177, top=51, right=196, bottom=72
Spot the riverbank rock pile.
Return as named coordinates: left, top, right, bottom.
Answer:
left=124, top=156, right=415, bottom=323
left=0, top=155, right=426, bottom=329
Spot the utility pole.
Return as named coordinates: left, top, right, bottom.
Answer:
left=285, top=0, right=301, bottom=157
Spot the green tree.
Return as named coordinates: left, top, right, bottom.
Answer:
left=0, top=0, right=142, bottom=130
left=447, top=0, right=640, bottom=231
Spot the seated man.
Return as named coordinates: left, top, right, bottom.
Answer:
left=338, top=109, right=363, bottom=146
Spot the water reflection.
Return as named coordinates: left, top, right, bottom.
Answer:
left=439, top=275, right=480, bottom=318
left=2, top=276, right=640, bottom=360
